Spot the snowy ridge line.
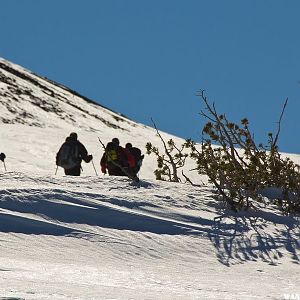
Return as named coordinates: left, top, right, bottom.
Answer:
left=0, top=59, right=133, bottom=131
left=0, top=58, right=125, bottom=119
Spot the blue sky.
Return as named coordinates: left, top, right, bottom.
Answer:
left=1, top=0, right=300, bottom=153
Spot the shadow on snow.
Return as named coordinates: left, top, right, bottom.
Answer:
left=0, top=188, right=200, bottom=236
left=208, top=210, right=300, bottom=266
left=0, top=188, right=299, bottom=266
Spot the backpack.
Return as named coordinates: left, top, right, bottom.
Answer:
left=105, top=142, right=118, bottom=163
left=130, top=147, right=143, bottom=166
left=57, top=142, right=80, bottom=169
left=123, top=148, right=135, bottom=168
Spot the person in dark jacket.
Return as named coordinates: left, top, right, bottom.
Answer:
left=56, top=132, right=93, bottom=176
left=100, top=138, right=135, bottom=176
left=0, top=152, right=6, bottom=172
left=0, top=153, right=6, bottom=162
left=125, top=143, right=144, bottom=175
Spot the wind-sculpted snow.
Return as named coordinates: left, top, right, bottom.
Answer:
left=0, top=187, right=199, bottom=236
left=0, top=172, right=299, bottom=299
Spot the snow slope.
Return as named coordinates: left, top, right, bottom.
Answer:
left=0, top=58, right=299, bottom=299
left=0, top=57, right=196, bottom=180
left=0, top=173, right=299, bottom=300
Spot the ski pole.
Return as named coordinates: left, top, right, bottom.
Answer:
left=3, top=161, right=7, bottom=172
left=55, top=165, right=58, bottom=175
left=98, top=137, right=106, bottom=149
left=91, top=159, right=98, bottom=176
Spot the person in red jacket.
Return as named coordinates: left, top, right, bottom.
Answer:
left=125, top=143, right=144, bottom=176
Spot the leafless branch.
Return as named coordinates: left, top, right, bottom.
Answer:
left=272, top=98, right=288, bottom=148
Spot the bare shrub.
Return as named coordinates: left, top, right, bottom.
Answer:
left=185, top=90, right=300, bottom=213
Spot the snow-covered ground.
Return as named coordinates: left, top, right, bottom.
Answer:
left=0, top=172, right=299, bottom=300
left=0, top=171, right=299, bottom=300
left=0, top=58, right=299, bottom=299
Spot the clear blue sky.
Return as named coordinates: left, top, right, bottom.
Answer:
left=1, top=0, right=300, bottom=153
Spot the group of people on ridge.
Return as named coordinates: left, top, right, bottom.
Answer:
left=56, top=133, right=144, bottom=178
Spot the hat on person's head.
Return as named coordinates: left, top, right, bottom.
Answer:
left=70, top=132, right=78, bottom=140
left=125, top=143, right=132, bottom=149
left=112, top=138, right=120, bottom=145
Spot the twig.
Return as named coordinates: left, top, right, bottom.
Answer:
left=2, top=161, right=7, bottom=172
left=273, top=98, right=288, bottom=148
left=91, top=159, right=98, bottom=176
